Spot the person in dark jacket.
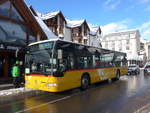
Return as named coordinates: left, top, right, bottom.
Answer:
left=19, top=61, right=25, bottom=84
left=12, top=61, right=20, bottom=88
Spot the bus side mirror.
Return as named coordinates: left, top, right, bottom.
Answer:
left=58, top=49, right=63, bottom=59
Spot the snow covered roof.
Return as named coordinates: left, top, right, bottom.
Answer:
left=28, top=7, right=58, bottom=40
left=66, top=19, right=85, bottom=28
left=36, top=11, right=42, bottom=17
left=41, top=11, right=60, bottom=20
left=40, top=11, right=60, bottom=20
left=0, top=88, right=31, bottom=97
left=89, top=25, right=101, bottom=35
left=29, top=39, right=59, bottom=46
left=34, top=16, right=58, bottom=39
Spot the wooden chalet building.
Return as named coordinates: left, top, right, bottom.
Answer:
left=0, top=0, right=48, bottom=79
left=66, top=19, right=90, bottom=45
left=40, top=11, right=66, bottom=40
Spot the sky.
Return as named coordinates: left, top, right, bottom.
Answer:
left=26, top=0, right=150, bottom=40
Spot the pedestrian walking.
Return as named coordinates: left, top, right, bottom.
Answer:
left=19, top=61, right=25, bottom=84
left=12, top=60, right=20, bottom=88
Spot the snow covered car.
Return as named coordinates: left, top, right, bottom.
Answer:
left=128, top=64, right=140, bottom=75
left=144, top=65, right=150, bottom=76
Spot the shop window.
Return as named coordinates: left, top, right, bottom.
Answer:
left=0, top=1, right=24, bottom=22
left=0, top=1, right=10, bottom=17
left=0, top=20, right=27, bottom=45
left=11, top=5, right=24, bottom=21
left=0, top=27, right=7, bottom=42
left=29, top=35, right=36, bottom=43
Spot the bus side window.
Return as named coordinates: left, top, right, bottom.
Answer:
left=123, top=57, right=127, bottom=66
left=84, top=57, right=88, bottom=68
left=87, top=56, right=93, bottom=68
left=77, top=56, right=89, bottom=69
left=95, top=55, right=101, bottom=68
left=68, top=55, right=75, bottom=70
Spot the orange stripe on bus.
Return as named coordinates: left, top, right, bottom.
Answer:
left=66, top=67, right=115, bottom=72
left=27, top=74, right=53, bottom=77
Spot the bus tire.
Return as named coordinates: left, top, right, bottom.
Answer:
left=81, top=75, right=90, bottom=90
left=116, top=70, right=120, bottom=80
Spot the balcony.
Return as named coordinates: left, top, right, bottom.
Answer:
left=71, top=33, right=82, bottom=37
left=48, top=25, right=64, bottom=36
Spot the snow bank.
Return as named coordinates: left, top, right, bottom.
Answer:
left=0, top=88, right=34, bottom=97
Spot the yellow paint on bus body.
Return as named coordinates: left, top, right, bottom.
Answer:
left=25, top=66, right=128, bottom=92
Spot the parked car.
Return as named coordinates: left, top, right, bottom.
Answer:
left=144, top=65, right=150, bottom=75
left=128, top=64, right=140, bottom=75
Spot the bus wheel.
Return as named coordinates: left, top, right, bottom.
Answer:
left=81, top=75, right=90, bottom=90
left=116, top=71, right=120, bottom=80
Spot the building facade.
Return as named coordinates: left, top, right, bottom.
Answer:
left=144, top=42, right=150, bottom=62
left=33, top=9, right=102, bottom=46
left=66, top=19, right=90, bottom=45
left=101, top=29, right=142, bottom=65
left=40, top=11, right=66, bottom=40
left=0, top=0, right=48, bottom=78
left=89, top=26, right=102, bottom=47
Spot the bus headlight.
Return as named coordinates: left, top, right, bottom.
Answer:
left=46, top=83, right=57, bottom=87
left=25, top=80, right=29, bottom=84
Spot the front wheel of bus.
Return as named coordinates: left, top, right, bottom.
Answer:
left=81, top=75, right=90, bottom=90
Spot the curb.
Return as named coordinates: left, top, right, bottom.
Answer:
left=0, top=88, right=46, bottom=104
left=0, top=84, right=14, bottom=90
left=134, top=103, right=150, bottom=113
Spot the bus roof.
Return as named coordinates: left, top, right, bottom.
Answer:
left=29, top=39, right=126, bottom=55
left=29, top=39, right=59, bottom=46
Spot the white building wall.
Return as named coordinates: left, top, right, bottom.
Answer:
left=131, top=38, right=137, bottom=55
left=145, top=42, right=150, bottom=61
left=91, top=37, right=99, bottom=47
left=114, top=41, right=118, bottom=51
left=64, top=27, right=71, bottom=41
left=57, top=15, right=60, bottom=34
left=89, top=35, right=94, bottom=46
left=82, top=25, right=84, bottom=44
left=101, top=30, right=141, bottom=61
left=89, top=32, right=102, bottom=47
left=148, top=45, right=150, bottom=61
left=122, top=40, right=126, bottom=51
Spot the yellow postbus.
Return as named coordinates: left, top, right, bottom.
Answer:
left=25, top=39, right=128, bottom=92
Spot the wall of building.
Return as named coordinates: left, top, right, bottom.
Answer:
left=0, top=0, right=47, bottom=78
left=64, top=27, right=71, bottom=41
left=145, top=42, right=150, bottom=61
left=148, top=45, right=150, bottom=61
left=89, top=35, right=101, bottom=47
left=101, top=30, right=141, bottom=63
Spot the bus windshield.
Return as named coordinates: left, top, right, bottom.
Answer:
left=25, top=41, right=56, bottom=75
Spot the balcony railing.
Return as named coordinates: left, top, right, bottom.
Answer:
left=71, top=33, right=82, bottom=37
left=48, top=25, right=64, bottom=36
